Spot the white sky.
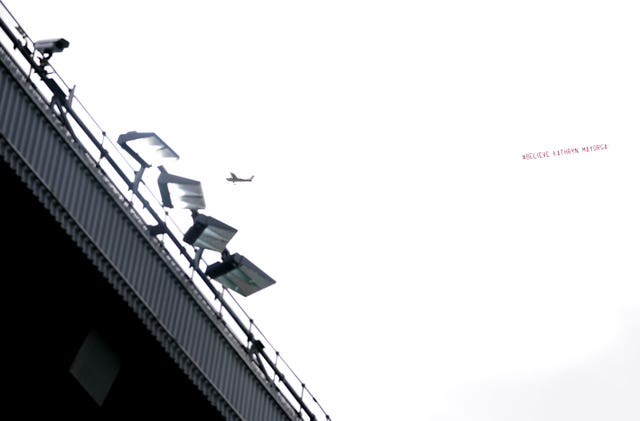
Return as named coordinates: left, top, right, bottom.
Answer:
left=4, top=1, right=640, bottom=420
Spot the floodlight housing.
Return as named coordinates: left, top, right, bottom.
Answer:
left=205, top=253, right=276, bottom=297
left=34, top=38, right=69, bottom=56
left=183, top=213, right=237, bottom=253
left=117, top=131, right=179, bottom=168
left=157, top=167, right=206, bottom=210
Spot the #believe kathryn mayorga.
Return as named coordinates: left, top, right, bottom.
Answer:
left=522, top=144, right=608, bottom=160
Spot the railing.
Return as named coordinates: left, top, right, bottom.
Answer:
left=0, top=2, right=330, bottom=420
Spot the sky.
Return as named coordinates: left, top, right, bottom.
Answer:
left=3, top=1, right=640, bottom=420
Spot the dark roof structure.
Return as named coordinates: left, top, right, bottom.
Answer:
left=0, top=3, right=329, bottom=420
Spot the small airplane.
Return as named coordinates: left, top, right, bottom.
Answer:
left=226, top=172, right=254, bottom=184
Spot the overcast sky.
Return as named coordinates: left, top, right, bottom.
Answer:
left=3, top=1, right=640, bottom=420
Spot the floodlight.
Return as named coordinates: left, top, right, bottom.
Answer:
left=205, top=253, right=276, bottom=297
left=117, top=131, right=179, bottom=168
left=183, top=213, right=237, bottom=253
left=34, top=38, right=69, bottom=57
left=157, top=166, right=206, bottom=210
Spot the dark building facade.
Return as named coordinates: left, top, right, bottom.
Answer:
left=3, top=156, right=226, bottom=418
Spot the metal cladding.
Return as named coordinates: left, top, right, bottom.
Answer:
left=0, top=36, right=302, bottom=421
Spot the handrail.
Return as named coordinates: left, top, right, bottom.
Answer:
left=0, top=3, right=330, bottom=420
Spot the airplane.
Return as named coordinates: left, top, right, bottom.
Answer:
left=226, top=172, right=254, bottom=184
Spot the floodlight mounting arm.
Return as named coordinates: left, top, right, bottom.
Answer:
left=147, top=223, right=168, bottom=236
left=192, top=247, right=205, bottom=269
left=152, top=165, right=169, bottom=195
left=248, top=339, right=271, bottom=381
left=118, top=136, right=152, bottom=170
left=130, top=166, right=148, bottom=193
left=191, top=246, right=230, bottom=270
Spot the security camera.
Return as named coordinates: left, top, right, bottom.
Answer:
left=34, top=38, right=69, bottom=56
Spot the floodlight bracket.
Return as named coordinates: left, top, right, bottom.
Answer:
left=192, top=248, right=205, bottom=269
left=248, top=339, right=270, bottom=381
left=44, top=77, right=69, bottom=107
left=148, top=223, right=168, bottom=237
left=250, top=339, right=265, bottom=353
left=131, top=167, right=146, bottom=192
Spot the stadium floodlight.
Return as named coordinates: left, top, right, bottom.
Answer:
left=157, top=166, right=206, bottom=210
left=117, top=131, right=179, bottom=169
left=117, top=131, right=179, bottom=191
left=183, top=213, right=237, bottom=253
left=205, top=252, right=276, bottom=297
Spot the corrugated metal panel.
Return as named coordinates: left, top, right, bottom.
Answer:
left=0, top=42, right=300, bottom=421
